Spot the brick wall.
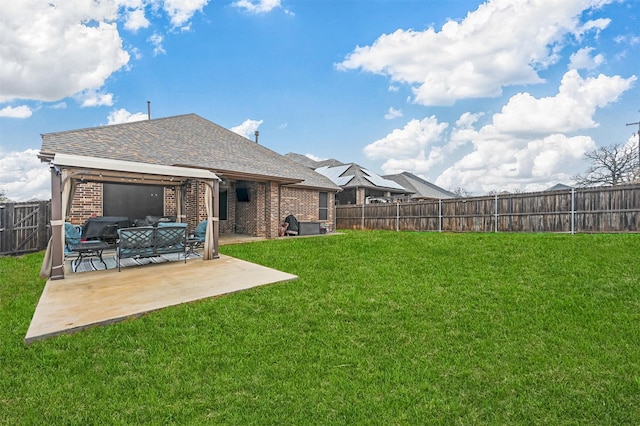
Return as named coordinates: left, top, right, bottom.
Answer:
left=164, top=187, right=177, bottom=217
left=67, top=179, right=335, bottom=237
left=235, top=181, right=257, bottom=235
left=68, top=182, right=103, bottom=224
left=281, top=186, right=335, bottom=231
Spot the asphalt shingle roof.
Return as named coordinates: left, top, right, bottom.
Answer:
left=40, top=114, right=339, bottom=191
left=383, top=172, right=457, bottom=199
left=285, top=154, right=409, bottom=193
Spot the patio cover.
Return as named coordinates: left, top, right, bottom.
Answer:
left=40, top=154, right=221, bottom=280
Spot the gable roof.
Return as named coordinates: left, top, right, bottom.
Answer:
left=285, top=153, right=408, bottom=193
left=39, top=114, right=339, bottom=191
left=382, top=172, right=458, bottom=199
left=315, top=165, right=354, bottom=186
left=545, top=183, right=573, bottom=191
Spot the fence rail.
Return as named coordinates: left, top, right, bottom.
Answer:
left=0, top=201, right=51, bottom=256
left=1, top=185, right=638, bottom=255
left=336, top=184, right=640, bottom=233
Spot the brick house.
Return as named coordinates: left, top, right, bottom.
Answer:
left=285, top=153, right=411, bottom=204
left=285, top=153, right=458, bottom=203
left=39, top=114, right=340, bottom=240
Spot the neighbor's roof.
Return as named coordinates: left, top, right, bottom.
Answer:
left=383, top=172, right=458, bottom=199
left=315, top=165, right=354, bottom=186
left=285, top=153, right=407, bottom=193
left=40, top=114, right=340, bottom=191
left=317, top=164, right=406, bottom=191
left=545, top=183, right=573, bottom=191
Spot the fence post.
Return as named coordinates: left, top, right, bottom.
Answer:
left=571, top=187, right=575, bottom=235
left=438, top=199, right=442, bottom=232
left=495, top=194, right=499, bottom=233
left=361, top=203, right=365, bottom=230
left=396, top=202, right=399, bottom=232
left=7, top=203, right=15, bottom=253
left=38, top=200, right=49, bottom=250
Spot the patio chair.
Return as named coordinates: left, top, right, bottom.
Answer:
left=64, top=222, right=82, bottom=254
left=192, top=220, right=207, bottom=242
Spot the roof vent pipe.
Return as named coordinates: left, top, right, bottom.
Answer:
left=147, top=101, right=151, bottom=120
left=254, top=130, right=259, bottom=144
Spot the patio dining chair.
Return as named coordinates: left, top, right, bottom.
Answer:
left=192, top=220, right=208, bottom=242
left=64, top=222, right=82, bottom=254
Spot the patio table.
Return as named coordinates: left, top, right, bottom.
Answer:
left=70, top=241, right=109, bottom=272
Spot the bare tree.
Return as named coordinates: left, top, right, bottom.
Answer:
left=452, top=187, right=471, bottom=197
left=573, top=143, right=639, bottom=187
left=0, top=189, right=11, bottom=203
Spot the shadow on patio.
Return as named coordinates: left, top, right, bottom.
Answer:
left=25, top=235, right=296, bottom=344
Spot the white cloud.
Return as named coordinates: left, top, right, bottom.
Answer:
left=0, top=149, right=51, bottom=201
left=337, top=0, right=615, bottom=106
left=370, top=70, right=635, bottom=194
left=435, top=133, right=594, bottom=194
left=107, top=108, right=149, bottom=124
left=569, top=47, right=604, bottom=70
left=384, top=107, right=403, bottom=120
left=0, top=105, right=32, bottom=118
left=623, top=133, right=639, bottom=153
left=232, top=0, right=291, bottom=14
left=230, top=119, right=263, bottom=140
left=163, top=0, right=210, bottom=28
left=148, top=33, right=166, bottom=56
left=305, top=153, right=325, bottom=162
left=614, top=34, right=640, bottom=45
left=0, top=0, right=209, bottom=104
left=0, top=0, right=129, bottom=103
left=76, top=89, right=115, bottom=107
left=364, top=116, right=448, bottom=161
left=490, top=70, right=636, bottom=135
left=124, top=7, right=150, bottom=32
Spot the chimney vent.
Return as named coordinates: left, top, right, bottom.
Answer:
left=147, top=101, right=151, bottom=120
left=254, top=130, right=259, bottom=144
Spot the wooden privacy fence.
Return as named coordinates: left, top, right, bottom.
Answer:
left=336, top=184, right=639, bottom=233
left=0, top=201, right=51, bottom=256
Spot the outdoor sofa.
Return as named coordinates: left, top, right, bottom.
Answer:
left=116, top=223, right=188, bottom=271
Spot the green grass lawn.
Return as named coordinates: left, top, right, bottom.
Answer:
left=1, top=231, right=639, bottom=424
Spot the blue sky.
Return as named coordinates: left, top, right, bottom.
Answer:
left=1, top=0, right=639, bottom=201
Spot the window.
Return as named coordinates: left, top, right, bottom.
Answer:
left=319, top=192, right=328, bottom=220
left=219, top=189, right=228, bottom=221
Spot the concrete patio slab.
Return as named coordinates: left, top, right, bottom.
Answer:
left=25, top=254, right=297, bottom=343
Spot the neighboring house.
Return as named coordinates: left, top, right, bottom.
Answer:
left=285, top=154, right=457, bottom=203
left=285, top=154, right=410, bottom=204
left=382, top=172, right=458, bottom=200
left=546, top=183, right=573, bottom=191
left=39, top=114, right=341, bottom=239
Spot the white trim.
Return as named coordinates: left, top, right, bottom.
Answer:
left=52, top=154, right=220, bottom=181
